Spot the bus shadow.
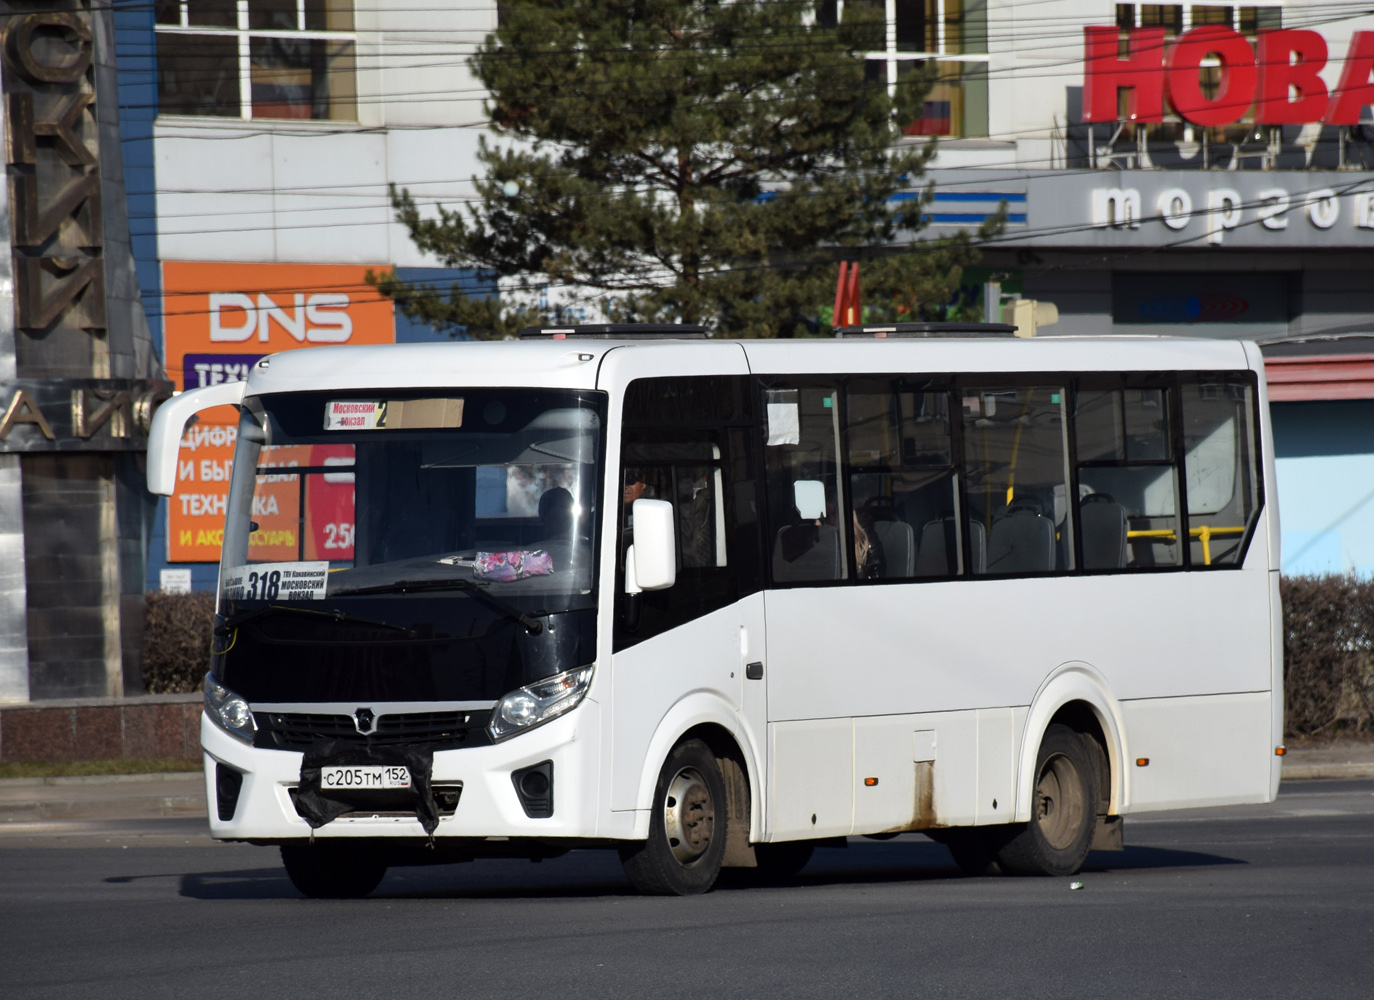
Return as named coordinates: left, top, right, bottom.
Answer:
left=1083, top=844, right=1246, bottom=872
left=180, top=867, right=308, bottom=900
left=177, top=857, right=642, bottom=902
left=722, top=838, right=1245, bottom=890
left=171, top=840, right=1245, bottom=901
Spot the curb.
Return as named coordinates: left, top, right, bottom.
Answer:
left=0, top=770, right=203, bottom=789
left=0, top=772, right=207, bottom=824
left=1283, top=762, right=1374, bottom=780
left=0, top=795, right=207, bottom=822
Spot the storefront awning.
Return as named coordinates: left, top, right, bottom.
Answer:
left=1265, top=354, right=1374, bottom=402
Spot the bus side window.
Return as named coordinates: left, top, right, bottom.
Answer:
left=962, top=385, right=1075, bottom=575
left=846, top=382, right=959, bottom=580
left=1181, top=377, right=1260, bottom=567
left=764, top=385, right=846, bottom=583
left=1074, top=386, right=1181, bottom=570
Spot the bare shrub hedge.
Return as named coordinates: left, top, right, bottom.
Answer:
left=142, top=591, right=215, bottom=695
left=1282, top=575, right=1374, bottom=738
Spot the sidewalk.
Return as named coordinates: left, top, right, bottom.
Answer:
left=0, top=771, right=207, bottom=823
left=1, top=745, right=1371, bottom=826
left=1281, top=743, right=1374, bottom=780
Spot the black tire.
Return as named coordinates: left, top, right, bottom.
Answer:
left=619, top=739, right=728, bottom=895
left=996, top=724, right=1100, bottom=877
left=751, top=841, right=815, bottom=882
left=281, top=844, right=387, bottom=899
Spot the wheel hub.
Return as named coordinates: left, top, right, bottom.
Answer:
left=663, top=767, right=715, bottom=866
left=1034, top=753, right=1085, bottom=852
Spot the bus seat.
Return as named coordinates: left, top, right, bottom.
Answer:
left=773, top=524, right=842, bottom=582
left=1080, top=493, right=1128, bottom=569
left=873, top=520, right=915, bottom=577
left=987, top=505, right=1056, bottom=573
left=914, top=518, right=986, bottom=576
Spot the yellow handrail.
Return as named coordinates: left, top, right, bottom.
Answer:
left=1125, top=525, right=1245, bottom=566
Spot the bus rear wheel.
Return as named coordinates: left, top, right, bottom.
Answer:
left=280, top=844, right=387, bottom=899
left=997, top=724, right=1099, bottom=877
left=620, top=739, right=727, bottom=895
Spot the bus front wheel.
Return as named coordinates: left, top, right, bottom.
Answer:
left=997, top=724, right=1099, bottom=877
left=280, top=844, right=387, bottom=899
left=620, top=739, right=728, bottom=895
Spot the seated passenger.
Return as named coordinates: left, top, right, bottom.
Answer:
left=539, top=486, right=575, bottom=537
left=853, top=510, right=886, bottom=580
left=536, top=487, right=577, bottom=571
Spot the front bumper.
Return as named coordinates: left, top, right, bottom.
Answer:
left=201, top=699, right=602, bottom=841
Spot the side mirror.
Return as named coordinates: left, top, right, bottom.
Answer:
left=146, top=381, right=248, bottom=496
left=624, top=498, right=676, bottom=593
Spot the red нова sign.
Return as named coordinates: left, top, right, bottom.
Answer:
left=1084, top=27, right=1374, bottom=126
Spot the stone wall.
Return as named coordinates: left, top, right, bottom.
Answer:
left=0, top=695, right=200, bottom=761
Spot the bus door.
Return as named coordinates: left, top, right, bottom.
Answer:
left=759, top=378, right=969, bottom=839
left=600, top=349, right=769, bottom=815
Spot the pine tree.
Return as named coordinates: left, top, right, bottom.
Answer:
left=375, top=0, right=1000, bottom=339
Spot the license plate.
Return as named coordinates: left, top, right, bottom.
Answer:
left=320, top=765, right=412, bottom=790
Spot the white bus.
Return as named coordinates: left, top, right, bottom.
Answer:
left=148, top=324, right=1282, bottom=897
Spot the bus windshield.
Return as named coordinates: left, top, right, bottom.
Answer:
left=219, top=388, right=605, bottom=615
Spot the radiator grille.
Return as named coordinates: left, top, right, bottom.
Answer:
left=255, top=710, right=491, bottom=750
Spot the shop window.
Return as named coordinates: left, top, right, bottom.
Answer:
left=1140, top=4, right=1183, bottom=35
left=1190, top=5, right=1232, bottom=27
left=902, top=62, right=986, bottom=138
left=894, top=0, right=935, bottom=53
left=156, top=1, right=356, bottom=120
left=854, top=0, right=989, bottom=135
left=1117, top=5, right=1279, bottom=38
left=1238, top=6, right=1281, bottom=36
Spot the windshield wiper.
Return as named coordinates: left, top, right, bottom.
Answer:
left=332, top=578, right=545, bottom=635
left=214, top=605, right=415, bottom=638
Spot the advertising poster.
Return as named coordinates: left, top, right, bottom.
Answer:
left=162, top=262, right=394, bottom=563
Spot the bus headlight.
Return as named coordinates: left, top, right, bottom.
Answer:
left=204, top=672, right=256, bottom=744
left=489, top=665, right=594, bottom=742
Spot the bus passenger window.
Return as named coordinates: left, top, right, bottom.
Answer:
left=765, top=386, right=846, bottom=583
left=963, top=386, right=1074, bottom=575
left=1181, top=378, right=1260, bottom=567
left=1074, top=387, right=1180, bottom=570
left=846, top=383, right=959, bottom=579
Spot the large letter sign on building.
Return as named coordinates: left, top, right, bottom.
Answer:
left=1166, top=26, right=1257, bottom=126
left=1327, top=31, right=1374, bottom=124
left=1084, top=27, right=1374, bottom=126
left=1255, top=31, right=1329, bottom=124
left=1084, top=26, right=1168, bottom=121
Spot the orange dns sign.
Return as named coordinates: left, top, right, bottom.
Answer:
left=162, top=262, right=394, bottom=563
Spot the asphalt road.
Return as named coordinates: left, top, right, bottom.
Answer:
left=2, top=780, right=1372, bottom=999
